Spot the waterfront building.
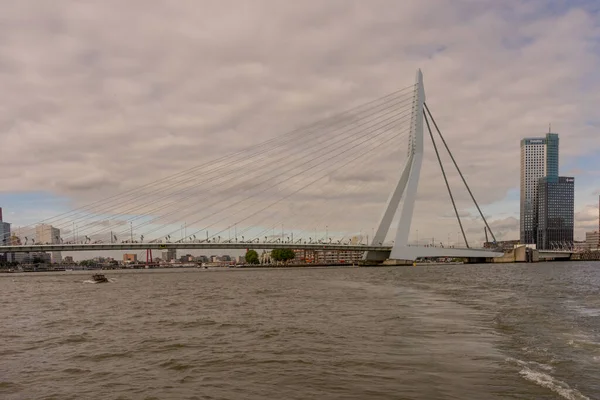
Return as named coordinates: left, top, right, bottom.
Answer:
left=123, top=253, right=138, bottom=263
left=161, top=249, right=177, bottom=262
left=0, top=207, right=13, bottom=262
left=483, top=240, right=520, bottom=251
left=179, top=254, right=194, bottom=262
left=0, top=221, right=10, bottom=246
left=0, top=207, right=10, bottom=245
left=520, top=133, right=559, bottom=244
left=585, top=231, right=600, bottom=251
left=292, top=248, right=363, bottom=264
left=536, top=176, right=574, bottom=249
left=36, top=224, right=62, bottom=263
left=164, top=248, right=176, bottom=262
left=14, top=252, right=51, bottom=264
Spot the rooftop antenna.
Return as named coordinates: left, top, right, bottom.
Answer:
left=549, top=122, right=551, bottom=133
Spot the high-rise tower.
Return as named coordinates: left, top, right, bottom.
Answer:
left=0, top=207, right=10, bottom=246
left=520, top=133, right=558, bottom=244
left=520, top=130, right=574, bottom=249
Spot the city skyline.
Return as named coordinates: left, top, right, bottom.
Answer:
left=0, top=1, right=599, bottom=247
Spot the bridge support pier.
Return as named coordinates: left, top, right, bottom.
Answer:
left=463, top=257, right=488, bottom=264
left=382, top=259, right=413, bottom=266
left=146, top=249, right=153, bottom=264
left=360, top=250, right=390, bottom=265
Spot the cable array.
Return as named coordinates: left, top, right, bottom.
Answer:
left=3, top=85, right=417, bottom=246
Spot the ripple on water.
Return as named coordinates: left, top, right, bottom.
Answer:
left=61, top=367, right=91, bottom=374
left=71, top=350, right=134, bottom=362
left=159, top=359, right=194, bottom=371
left=565, top=334, right=600, bottom=352
left=0, top=381, right=22, bottom=391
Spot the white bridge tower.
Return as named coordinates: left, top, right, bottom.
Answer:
left=365, top=69, right=503, bottom=262
left=365, top=69, right=425, bottom=261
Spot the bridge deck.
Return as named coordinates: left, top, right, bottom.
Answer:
left=0, top=243, right=503, bottom=259
left=391, top=246, right=503, bottom=260
left=0, top=243, right=389, bottom=253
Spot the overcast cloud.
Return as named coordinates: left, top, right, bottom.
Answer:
left=0, top=0, right=599, bottom=250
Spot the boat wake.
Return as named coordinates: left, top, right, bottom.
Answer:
left=82, top=278, right=116, bottom=284
left=507, top=358, right=590, bottom=400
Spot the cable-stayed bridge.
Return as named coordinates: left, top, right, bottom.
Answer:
left=0, top=70, right=503, bottom=263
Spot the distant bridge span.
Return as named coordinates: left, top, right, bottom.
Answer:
left=0, top=242, right=503, bottom=259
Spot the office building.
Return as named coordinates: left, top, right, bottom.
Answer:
left=0, top=220, right=10, bottom=246
left=0, top=207, right=10, bottom=244
left=536, top=176, right=574, bottom=249
left=179, top=254, right=194, bottom=262
left=36, top=224, right=61, bottom=244
left=0, top=207, right=13, bottom=263
left=520, top=133, right=559, bottom=244
left=0, top=222, right=12, bottom=263
left=36, top=224, right=62, bottom=263
left=585, top=231, right=599, bottom=251
left=161, top=248, right=177, bottom=262
left=14, top=252, right=51, bottom=264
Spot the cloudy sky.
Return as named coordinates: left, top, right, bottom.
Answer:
left=0, top=0, right=599, bottom=257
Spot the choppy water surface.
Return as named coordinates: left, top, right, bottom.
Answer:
left=1, top=262, right=599, bottom=399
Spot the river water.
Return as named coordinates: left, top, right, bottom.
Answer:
left=1, top=262, right=599, bottom=400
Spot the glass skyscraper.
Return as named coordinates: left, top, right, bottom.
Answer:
left=536, top=176, right=574, bottom=249
left=545, top=133, right=559, bottom=181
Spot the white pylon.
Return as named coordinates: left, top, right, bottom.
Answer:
left=365, top=69, right=425, bottom=261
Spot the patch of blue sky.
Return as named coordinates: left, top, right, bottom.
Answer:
left=563, top=150, right=600, bottom=173
left=0, top=191, right=70, bottom=226
left=0, top=191, right=167, bottom=238
left=538, top=0, right=600, bottom=16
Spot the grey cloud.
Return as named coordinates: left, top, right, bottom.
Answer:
left=441, top=210, right=473, bottom=219
left=575, top=205, right=599, bottom=223
left=55, top=174, right=119, bottom=192
left=0, top=0, right=599, bottom=245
